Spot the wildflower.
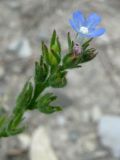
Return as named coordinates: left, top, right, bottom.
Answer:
left=69, top=10, right=105, bottom=38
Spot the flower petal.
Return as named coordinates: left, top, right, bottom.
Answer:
left=86, top=13, right=102, bottom=28
left=87, top=28, right=106, bottom=38
left=73, top=10, right=85, bottom=27
left=69, top=19, right=79, bottom=32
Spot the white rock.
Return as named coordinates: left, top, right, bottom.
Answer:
left=91, top=106, right=102, bottom=122
left=57, top=115, right=66, bottom=126
left=98, top=115, right=120, bottom=158
left=18, top=134, right=31, bottom=150
left=8, top=38, right=32, bottom=58
left=29, top=127, right=58, bottom=160
left=23, top=111, right=31, bottom=123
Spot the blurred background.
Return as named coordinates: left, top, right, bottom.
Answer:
left=0, top=0, right=120, bottom=160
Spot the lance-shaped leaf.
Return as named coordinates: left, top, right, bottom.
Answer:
left=67, top=32, right=74, bottom=53
left=35, top=93, right=62, bottom=114
left=0, top=115, right=6, bottom=128
left=50, top=30, right=61, bottom=54
left=34, top=56, right=49, bottom=83
left=15, top=81, right=33, bottom=113
left=82, top=38, right=93, bottom=50
left=42, top=42, right=60, bottom=67
left=42, top=42, right=50, bottom=64
left=0, top=126, right=25, bottom=137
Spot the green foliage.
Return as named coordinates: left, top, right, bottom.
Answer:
left=42, top=30, right=61, bottom=68
left=34, top=56, right=49, bottom=83
left=48, top=69, right=67, bottom=88
left=15, top=81, right=33, bottom=112
left=63, top=53, right=82, bottom=69
left=36, top=93, right=62, bottom=114
left=50, top=30, right=61, bottom=54
left=67, top=32, right=74, bottom=53
left=0, top=30, right=97, bottom=138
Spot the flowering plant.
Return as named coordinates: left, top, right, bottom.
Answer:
left=0, top=10, right=105, bottom=137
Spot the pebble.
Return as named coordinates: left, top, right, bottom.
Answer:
left=91, top=106, right=102, bottom=122
left=57, top=115, right=66, bottom=126
left=18, top=134, right=31, bottom=150
left=8, top=38, right=32, bottom=58
left=29, top=126, right=58, bottom=160
left=68, top=130, right=80, bottom=142
left=98, top=115, right=120, bottom=158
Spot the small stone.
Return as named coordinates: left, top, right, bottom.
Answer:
left=18, top=134, right=31, bottom=150
left=91, top=106, right=102, bottom=122
left=29, top=127, right=58, bottom=160
left=57, top=115, right=66, bottom=126
left=23, top=111, right=31, bottom=123
left=82, top=110, right=90, bottom=122
left=8, top=38, right=32, bottom=58
left=68, top=130, right=80, bottom=142
left=98, top=115, right=120, bottom=158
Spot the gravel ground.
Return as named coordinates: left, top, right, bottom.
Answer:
left=0, top=0, right=120, bottom=160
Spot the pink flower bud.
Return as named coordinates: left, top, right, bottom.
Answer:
left=73, top=43, right=81, bottom=56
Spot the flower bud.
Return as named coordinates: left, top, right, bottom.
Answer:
left=73, top=43, right=81, bottom=56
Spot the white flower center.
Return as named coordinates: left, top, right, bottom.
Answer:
left=80, top=26, right=89, bottom=34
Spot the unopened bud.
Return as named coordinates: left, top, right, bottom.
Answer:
left=73, top=43, right=81, bottom=56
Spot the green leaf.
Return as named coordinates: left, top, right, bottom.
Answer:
left=34, top=57, right=49, bottom=83
left=42, top=41, right=60, bottom=67
left=50, top=30, right=56, bottom=48
left=50, top=30, right=61, bottom=55
left=38, top=105, right=62, bottom=114
left=8, top=112, right=24, bottom=129
left=56, top=37, right=61, bottom=53
left=67, top=32, right=74, bottom=53
left=0, top=127, right=25, bottom=137
left=15, top=81, right=33, bottom=112
left=35, top=93, right=62, bottom=114
left=82, top=38, right=93, bottom=50
left=51, top=49, right=61, bottom=65
left=42, top=42, right=50, bottom=64
left=0, top=116, right=6, bottom=128
left=36, top=93, right=56, bottom=105
left=48, top=70, right=67, bottom=88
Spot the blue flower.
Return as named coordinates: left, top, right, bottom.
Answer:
left=69, top=10, right=105, bottom=38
